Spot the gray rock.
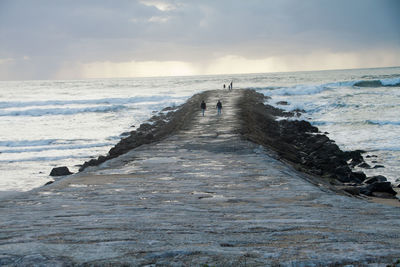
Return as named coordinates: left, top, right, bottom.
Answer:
left=364, top=175, right=387, bottom=184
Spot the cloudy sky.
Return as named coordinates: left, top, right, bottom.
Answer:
left=0, top=0, right=399, bottom=80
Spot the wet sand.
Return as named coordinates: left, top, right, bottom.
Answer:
left=0, top=89, right=399, bottom=266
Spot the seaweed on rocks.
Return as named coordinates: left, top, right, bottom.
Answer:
left=237, top=89, right=397, bottom=197
left=79, top=91, right=212, bottom=171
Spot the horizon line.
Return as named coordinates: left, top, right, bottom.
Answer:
left=1, top=65, right=399, bottom=82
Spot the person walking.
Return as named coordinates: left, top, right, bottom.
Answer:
left=229, top=81, right=233, bottom=90
left=216, top=100, right=222, bottom=115
left=200, top=100, right=206, bottom=116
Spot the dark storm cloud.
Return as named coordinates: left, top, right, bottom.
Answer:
left=0, top=0, right=399, bottom=79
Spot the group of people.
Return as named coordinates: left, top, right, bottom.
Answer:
left=223, top=81, right=233, bottom=90
left=200, top=80, right=233, bottom=116
left=200, top=100, right=222, bottom=116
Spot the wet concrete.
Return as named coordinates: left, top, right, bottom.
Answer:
left=0, top=90, right=399, bottom=266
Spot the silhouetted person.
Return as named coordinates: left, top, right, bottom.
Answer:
left=216, top=100, right=222, bottom=115
left=200, top=100, right=206, bottom=116
left=229, top=81, right=233, bottom=90
left=223, top=84, right=226, bottom=89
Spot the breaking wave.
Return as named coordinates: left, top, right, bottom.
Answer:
left=354, top=77, right=400, bottom=87
left=0, top=105, right=127, bottom=117
left=366, top=120, right=400, bottom=126
left=1, top=142, right=113, bottom=154
left=256, top=77, right=400, bottom=96
left=0, top=95, right=176, bottom=109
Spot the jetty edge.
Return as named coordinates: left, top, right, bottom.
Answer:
left=77, top=88, right=398, bottom=200
left=78, top=90, right=213, bottom=171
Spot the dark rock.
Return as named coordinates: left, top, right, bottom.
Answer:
left=364, top=175, right=387, bottom=184
left=345, top=150, right=365, bottom=167
left=162, top=106, right=176, bottom=112
left=358, top=162, right=371, bottom=169
left=350, top=171, right=366, bottom=182
left=138, top=123, right=153, bottom=132
left=44, top=181, right=54, bottom=186
left=338, top=186, right=360, bottom=195
left=361, top=181, right=397, bottom=196
left=276, top=101, right=289, bottom=105
left=120, top=131, right=131, bottom=137
left=335, top=165, right=351, bottom=176
left=372, top=165, right=384, bottom=169
left=49, top=166, right=72, bottom=176
left=371, top=192, right=397, bottom=199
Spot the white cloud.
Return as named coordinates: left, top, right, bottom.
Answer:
left=139, top=0, right=179, bottom=11
left=77, top=60, right=196, bottom=78
left=66, top=49, right=400, bottom=79
left=1, top=0, right=399, bottom=80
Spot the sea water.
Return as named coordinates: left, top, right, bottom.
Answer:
left=0, top=67, right=399, bottom=194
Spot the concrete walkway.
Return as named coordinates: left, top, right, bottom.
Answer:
left=0, top=90, right=399, bottom=266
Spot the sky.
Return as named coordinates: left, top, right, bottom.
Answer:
left=0, top=0, right=399, bottom=80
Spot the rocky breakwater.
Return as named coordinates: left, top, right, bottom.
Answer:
left=79, top=90, right=212, bottom=171
left=237, top=89, right=398, bottom=199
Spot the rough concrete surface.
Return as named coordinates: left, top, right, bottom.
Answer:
left=0, top=90, right=399, bottom=266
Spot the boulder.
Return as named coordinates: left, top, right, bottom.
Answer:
left=364, top=175, right=387, bottom=184
left=350, top=171, right=366, bottom=182
left=360, top=181, right=397, bottom=196
left=49, top=166, right=72, bottom=176
left=372, top=165, right=384, bottom=169
left=338, top=186, right=360, bottom=196
left=358, top=162, right=371, bottom=169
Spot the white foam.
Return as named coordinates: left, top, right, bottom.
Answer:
left=0, top=105, right=127, bottom=117
left=0, top=95, right=178, bottom=109
left=0, top=139, right=58, bottom=147
left=0, top=142, right=113, bottom=154
left=258, top=81, right=355, bottom=97
left=380, top=77, right=400, bottom=86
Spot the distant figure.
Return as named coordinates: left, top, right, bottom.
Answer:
left=216, top=100, right=222, bottom=115
left=223, top=84, right=226, bottom=89
left=200, top=100, right=206, bottom=116
left=229, top=81, right=233, bottom=90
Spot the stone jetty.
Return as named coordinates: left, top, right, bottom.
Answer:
left=0, top=89, right=399, bottom=266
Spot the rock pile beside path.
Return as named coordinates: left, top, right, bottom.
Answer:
left=237, top=89, right=398, bottom=198
left=79, top=91, right=212, bottom=171
left=79, top=88, right=397, bottom=198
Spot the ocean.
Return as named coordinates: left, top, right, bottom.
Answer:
left=0, top=67, right=399, bottom=194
